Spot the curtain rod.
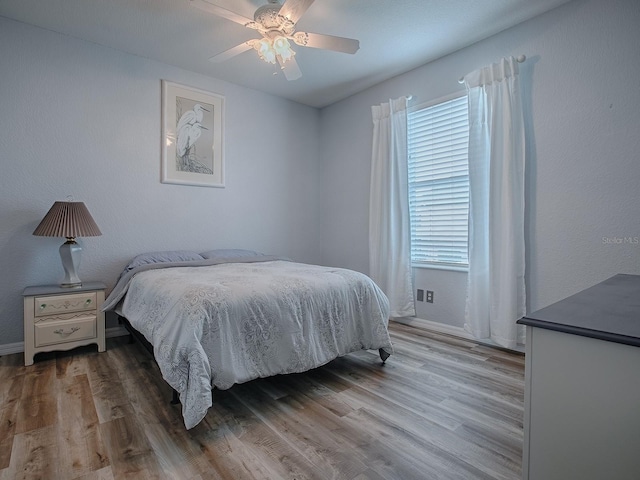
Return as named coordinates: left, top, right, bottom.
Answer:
left=458, top=54, right=526, bottom=84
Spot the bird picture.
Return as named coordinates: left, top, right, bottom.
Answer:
left=177, top=123, right=206, bottom=157
left=175, top=101, right=214, bottom=174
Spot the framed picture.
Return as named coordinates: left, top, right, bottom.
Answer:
left=161, top=80, right=225, bottom=188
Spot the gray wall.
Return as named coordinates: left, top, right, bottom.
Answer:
left=319, top=0, right=640, bottom=328
left=0, top=17, right=321, bottom=345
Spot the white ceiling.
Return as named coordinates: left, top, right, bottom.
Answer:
left=0, top=0, right=572, bottom=107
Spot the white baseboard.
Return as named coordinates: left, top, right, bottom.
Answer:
left=392, top=316, right=525, bottom=353
left=0, top=341, right=23, bottom=356
left=0, top=326, right=130, bottom=356
left=392, top=316, right=474, bottom=339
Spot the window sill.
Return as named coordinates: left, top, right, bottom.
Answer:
left=411, top=263, right=469, bottom=273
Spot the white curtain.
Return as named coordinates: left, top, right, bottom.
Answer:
left=369, top=96, right=415, bottom=318
left=463, top=57, right=526, bottom=349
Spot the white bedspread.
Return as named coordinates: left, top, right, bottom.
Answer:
left=117, top=260, right=392, bottom=429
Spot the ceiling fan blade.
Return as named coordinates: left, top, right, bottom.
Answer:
left=278, top=0, right=315, bottom=25
left=293, top=32, right=359, bottom=54
left=278, top=57, right=302, bottom=81
left=208, top=42, right=254, bottom=63
left=190, top=0, right=254, bottom=27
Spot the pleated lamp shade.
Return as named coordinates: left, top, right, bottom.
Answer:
left=33, top=201, right=101, bottom=287
left=33, top=201, right=102, bottom=239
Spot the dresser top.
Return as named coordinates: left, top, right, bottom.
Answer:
left=518, top=274, right=640, bottom=347
left=23, top=281, right=106, bottom=297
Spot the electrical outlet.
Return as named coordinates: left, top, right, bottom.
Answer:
left=417, top=289, right=424, bottom=302
left=426, top=290, right=434, bottom=303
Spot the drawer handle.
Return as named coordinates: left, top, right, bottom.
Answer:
left=85, top=299, right=92, bottom=305
left=53, top=327, right=81, bottom=337
left=40, top=304, right=47, bottom=310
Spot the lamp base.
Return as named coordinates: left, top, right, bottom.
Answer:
left=59, top=239, right=82, bottom=288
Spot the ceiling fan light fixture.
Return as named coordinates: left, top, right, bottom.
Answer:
left=255, top=38, right=277, bottom=64
left=250, top=36, right=295, bottom=65
left=273, top=36, right=295, bottom=62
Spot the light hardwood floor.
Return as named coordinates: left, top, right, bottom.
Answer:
left=0, top=322, right=524, bottom=480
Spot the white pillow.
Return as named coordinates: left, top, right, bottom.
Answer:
left=124, top=250, right=203, bottom=271
left=200, top=249, right=264, bottom=260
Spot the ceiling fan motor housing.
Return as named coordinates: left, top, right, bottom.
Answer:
left=253, top=1, right=295, bottom=36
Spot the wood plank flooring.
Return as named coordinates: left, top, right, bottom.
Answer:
left=0, top=322, right=524, bottom=480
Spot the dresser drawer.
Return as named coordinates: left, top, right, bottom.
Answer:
left=34, top=315, right=97, bottom=347
left=34, top=291, right=97, bottom=317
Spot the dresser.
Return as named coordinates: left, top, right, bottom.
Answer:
left=517, top=274, right=640, bottom=480
left=23, top=282, right=106, bottom=366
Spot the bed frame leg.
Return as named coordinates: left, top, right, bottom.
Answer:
left=171, top=389, right=180, bottom=405
left=379, top=348, right=391, bottom=364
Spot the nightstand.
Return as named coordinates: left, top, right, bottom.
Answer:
left=23, top=282, right=106, bottom=366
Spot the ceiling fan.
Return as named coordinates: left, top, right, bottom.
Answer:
left=191, top=0, right=360, bottom=80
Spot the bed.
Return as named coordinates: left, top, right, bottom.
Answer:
left=102, top=249, right=393, bottom=429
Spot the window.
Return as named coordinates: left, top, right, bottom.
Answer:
left=407, top=94, right=470, bottom=268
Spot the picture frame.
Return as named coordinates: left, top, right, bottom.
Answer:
left=161, top=80, right=225, bottom=188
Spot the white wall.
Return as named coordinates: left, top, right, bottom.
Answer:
left=319, top=0, right=640, bottom=328
left=0, top=18, right=321, bottom=345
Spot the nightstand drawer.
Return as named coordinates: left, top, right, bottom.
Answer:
left=34, top=292, right=97, bottom=317
left=34, top=315, right=97, bottom=347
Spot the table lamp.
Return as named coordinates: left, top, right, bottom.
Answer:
left=32, top=200, right=102, bottom=287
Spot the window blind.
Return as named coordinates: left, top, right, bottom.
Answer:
left=407, top=95, right=470, bottom=267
